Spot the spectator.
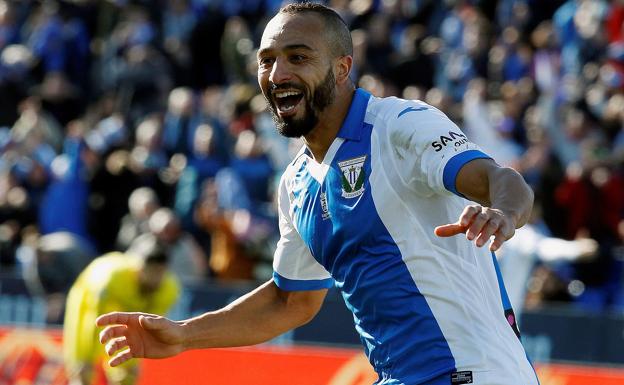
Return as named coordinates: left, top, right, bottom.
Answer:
left=39, top=137, right=90, bottom=242
left=34, top=71, right=84, bottom=128
left=174, top=123, right=225, bottom=230
left=497, top=202, right=599, bottom=316
left=162, top=0, right=197, bottom=85
left=229, top=129, right=274, bottom=208
left=0, top=42, right=33, bottom=127
left=24, top=2, right=67, bottom=76
left=117, top=187, right=160, bottom=250
left=129, top=207, right=208, bottom=284
left=162, top=87, right=201, bottom=156
left=220, top=16, right=253, bottom=83
left=21, top=231, right=96, bottom=323
left=131, top=115, right=168, bottom=173
left=11, top=96, right=63, bottom=152
left=195, top=180, right=269, bottom=281
left=0, top=1, right=19, bottom=52
left=462, top=78, right=524, bottom=167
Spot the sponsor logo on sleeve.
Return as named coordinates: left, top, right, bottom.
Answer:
left=431, top=131, right=468, bottom=152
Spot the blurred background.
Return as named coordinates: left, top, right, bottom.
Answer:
left=0, top=0, right=623, bottom=384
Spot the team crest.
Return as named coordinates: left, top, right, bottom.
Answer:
left=337, top=155, right=367, bottom=198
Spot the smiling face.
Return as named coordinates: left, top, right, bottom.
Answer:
left=257, top=13, right=337, bottom=138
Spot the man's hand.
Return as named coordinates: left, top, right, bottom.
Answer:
left=439, top=158, right=533, bottom=251
left=434, top=205, right=515, bottom=252
left=96, top=281, right=327, bottom=367
left=96, top=312, right=186, bottom=367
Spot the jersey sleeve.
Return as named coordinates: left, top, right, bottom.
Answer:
left=272, top=174, right=334, bottom=291
left=388, top=100, right=491, bottom=197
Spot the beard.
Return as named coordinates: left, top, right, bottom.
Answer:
left=265, top=68, right=336, bottom=138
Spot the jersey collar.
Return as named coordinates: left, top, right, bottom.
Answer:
left=336, top=88, right=371, bottom=141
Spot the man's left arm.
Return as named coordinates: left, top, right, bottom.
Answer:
left=435, top=158, right=534, bottom=252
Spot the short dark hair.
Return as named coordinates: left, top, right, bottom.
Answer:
left=279, top=2, right=353, bottom=57
left=143, top=244, right=169, bottom=265
left=133, top=234, right=169, bottom=265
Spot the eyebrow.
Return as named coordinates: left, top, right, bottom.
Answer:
left=257, top=44, right=315, bottom=58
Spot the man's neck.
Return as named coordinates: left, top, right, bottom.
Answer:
left=303, top=87, right=355, bottom=162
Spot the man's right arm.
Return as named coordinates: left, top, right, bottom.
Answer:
left=96, top=280, right=327, bottom=366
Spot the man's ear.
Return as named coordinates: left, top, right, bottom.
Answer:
left=335, top=55, right=353, bottom=85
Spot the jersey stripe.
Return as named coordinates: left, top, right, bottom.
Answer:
left=442, top=150, right=491, bottom=197
left=272, top=272, right=334, bottom=291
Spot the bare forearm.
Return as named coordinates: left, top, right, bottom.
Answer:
left=179, top=280, right=323, bottom=351
left=442, top=159, right=534, bottom=251
left=488, top=167, right=533, bottom=228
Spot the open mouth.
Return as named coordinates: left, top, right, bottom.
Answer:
left=273, top=90, right=304, bottom=115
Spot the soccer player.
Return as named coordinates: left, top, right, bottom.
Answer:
left=96, top=3, right=538, bottom=384
left=64, top=236, right=179, bottom=385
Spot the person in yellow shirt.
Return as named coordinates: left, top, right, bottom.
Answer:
left=63, top=236, right=180, bottom=385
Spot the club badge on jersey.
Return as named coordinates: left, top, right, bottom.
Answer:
left=338, top=155, right=367, bottom=198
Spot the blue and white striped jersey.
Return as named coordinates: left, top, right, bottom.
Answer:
left=272, top=88, right=539, bottom=385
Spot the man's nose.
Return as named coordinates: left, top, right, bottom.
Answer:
left=269, top=58, right=292, bottom=85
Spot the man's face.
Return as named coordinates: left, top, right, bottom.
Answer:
left=257, top=14, right=336, bottom=138
left=139, top=263, right=167, bottom=294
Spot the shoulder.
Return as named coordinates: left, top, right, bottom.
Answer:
left=366, top=95, right=418, bottom=120
left=367, top=96, right=455, bottom=133
left=86, top=253, right=137, bottom=295
left=279, top=145, right=307, bottom=191
left=87, top=252, right=130, bottom=275
left=367, top=96, right=458, bottom=151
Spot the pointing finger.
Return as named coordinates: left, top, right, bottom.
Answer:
left=434, top=223, right=466, bottom=237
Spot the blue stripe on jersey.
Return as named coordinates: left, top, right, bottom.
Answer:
left=337, top=89, right=370, bottom=140
left=272, top=271, right=334, bottom=291
left=442, top=150, right=491, bottom=197
left=397, top=106, right=428, bottom=118
left=490, top=252, right=512, bottom=311
left=292, top=117, right=456, bottom=383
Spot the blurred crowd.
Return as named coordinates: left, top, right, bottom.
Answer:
left=0, top=0, right=623, bottom=323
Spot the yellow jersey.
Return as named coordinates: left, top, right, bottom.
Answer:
left=63, top=252, right=180, bottom=376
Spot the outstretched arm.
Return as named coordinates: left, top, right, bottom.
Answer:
left=435, top=158, right=534, bottom=251
left=96, top=280, right=327, bottom=366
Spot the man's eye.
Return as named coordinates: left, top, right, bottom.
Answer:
left=290, top=55, right=305, bottom=62
left=260, top=57, right=275, bottom=66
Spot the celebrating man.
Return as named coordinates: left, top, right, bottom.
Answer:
left=97, top=3, right=537, bottom=384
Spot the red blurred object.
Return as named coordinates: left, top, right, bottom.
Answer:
left=49, top=366, right=69, bottom=385
left=12, top=347, right=45, bottom=384
left=555, top=171, right=624, bottom=239
left=536, top=363, right=624, bottom=385
left=606, top=4, right=624, bottom=43
left=554, top=177, right=592, bottom=239
left=92, top=359, right=108, bottom=385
